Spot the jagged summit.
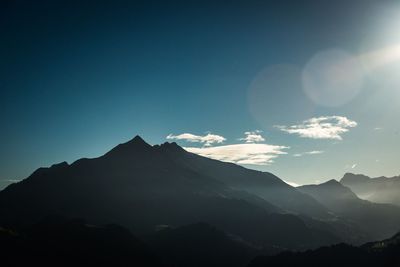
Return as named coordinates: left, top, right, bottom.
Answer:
left=156, top=142, right=185, bottom=153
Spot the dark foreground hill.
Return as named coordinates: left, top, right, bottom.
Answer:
left=0, top=136, right=342, bottom=250
left=248, top=232, right=400, bottom=267
left=0, top=217, right=265, bottom=267
left=0, top=216, right=163, bottom=267
left=146, top=222, right=265, bottom=267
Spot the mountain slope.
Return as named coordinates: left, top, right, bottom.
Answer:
left=298, top=180, right=400, bottom=240
left=157, top=142, right=331, bottom=219
left=0, top=136, right=340, bottom=250
left=341, top=172, right=400, bottom=206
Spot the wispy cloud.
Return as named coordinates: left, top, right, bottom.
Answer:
left=238, top=130, right=265, bottom=143
left=293, top=150, right=324, bottom=157
left=306, top=150, right=324, bottom=155
left=275, top=116, right=357, bottom=140
left=167, top=133, right=226, bottom=147
left=184, top=143, right=289, bottom=165
left=345, top=163, right=358, bottom=169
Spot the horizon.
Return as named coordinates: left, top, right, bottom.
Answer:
left=1, top=0, right=400, bottom=189
left=1, top=133, right=397, bottom=190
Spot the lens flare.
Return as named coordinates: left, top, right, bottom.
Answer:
left=302, top=49, right=364, bottom=107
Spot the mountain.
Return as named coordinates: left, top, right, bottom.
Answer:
left=0, top=136, right=341, bottom=250
left=146, top=223, right=264, bottom=267
left=0, top=216, right=163, bottom=267
left=341, top=173, right=400, bottom=206
left=248, top=231, right=400, bottom=267
left=298, top=180, right=400, bottom=240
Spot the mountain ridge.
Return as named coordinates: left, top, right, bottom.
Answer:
left=0, top=135, right=344, bottom=250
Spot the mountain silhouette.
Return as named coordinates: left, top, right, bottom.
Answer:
left=341, top=172, right=400, bottom=206
left=248, top=231, right=400, bottom=267
left=0, top=136, right=342, bottom=250
left=298, top=180, right=400, bottom=240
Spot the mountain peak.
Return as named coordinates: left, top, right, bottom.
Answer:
left=298, top=179, right=359, bottom=204
left=104, top=135, right=152, bottom=157
left=341, top=173, right=371, bottom=184
left=129, top=135, right=147, bottom=144
left=117, top=135, right=152, bottom=149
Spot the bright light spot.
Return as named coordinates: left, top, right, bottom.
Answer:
left=283, top=180, right=300, bottom=187
left=359, top=44, right=400, bottom=71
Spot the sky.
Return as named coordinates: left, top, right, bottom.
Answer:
left=1, top=0, right=400, bottom=189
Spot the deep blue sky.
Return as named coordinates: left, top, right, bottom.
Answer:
left=1, top=0, right=400, bottom=188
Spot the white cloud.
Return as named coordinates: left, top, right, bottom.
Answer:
left=275, top=116, right=357, bottom=140
left=167, top=133, right=226, bottom=147
left=351, top=163, right=357, bottom=169
left=239, top=130, right=265, bottom=143
left=293, top=150, right=324, bottom=157
left=184, top=143, right=289, bottom=165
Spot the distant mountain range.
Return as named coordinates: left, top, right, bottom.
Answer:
left=0, top=136, right=399, bottom=266
left=298, top=180, right=400, bottom=240
left=341, top=173, right=400, bottom=206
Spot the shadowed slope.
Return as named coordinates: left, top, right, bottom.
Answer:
left=156, top=142, right=331, bottom=219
